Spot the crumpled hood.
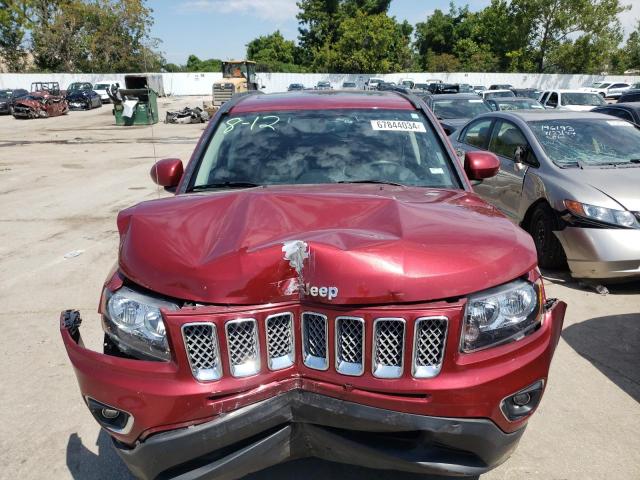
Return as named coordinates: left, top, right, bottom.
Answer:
left=15, top=98, right=44, bottom=109
left=117, top=185, right=536, bottom=305
left=572, top=167, right=640, bottom=211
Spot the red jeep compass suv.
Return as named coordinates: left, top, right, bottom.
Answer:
left=61, top=91, right=566, bottom=479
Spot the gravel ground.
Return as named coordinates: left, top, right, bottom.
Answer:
left=0, top=97, right=638, bottom=480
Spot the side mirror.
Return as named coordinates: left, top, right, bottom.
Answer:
left=150, top=158, right=183, bottom=190
left=464, top=151, right=500, bottom=180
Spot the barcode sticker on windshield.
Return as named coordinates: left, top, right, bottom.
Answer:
left=607, top=120, right=633, bottom=127
left=371, top=120, right=426, bottom=132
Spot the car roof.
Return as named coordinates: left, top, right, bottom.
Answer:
left=231, top=91, right=415, bottom=113
left=596, top=101, right=640, bottom=113
left=490, top=110, right=615, bottom=121
left=431, top=94, right=482, bottom=100
left=489, top=97, right=538, bottom=102
left=544, top=89, right=594, bottom=93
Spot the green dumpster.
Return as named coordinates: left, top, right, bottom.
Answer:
left=112, top=75, right=159, bottom=125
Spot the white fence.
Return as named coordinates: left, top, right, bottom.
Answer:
left=1, top=71, right=638, bottom=96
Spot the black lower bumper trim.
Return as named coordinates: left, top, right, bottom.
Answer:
left=114, top=391, right=524, bottom=480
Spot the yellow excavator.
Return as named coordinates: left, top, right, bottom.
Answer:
left=205, top=60, right=260, bottom=114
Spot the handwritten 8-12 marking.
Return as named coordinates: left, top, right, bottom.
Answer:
left=224, top=116, right=280, bottom=134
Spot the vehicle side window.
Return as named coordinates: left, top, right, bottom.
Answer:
left=460, top=119, right=493, bottom=149
left=488, top=120, right=528, bottom=160
left=604, top=109, right=634, bottom=122
left=547, top=92, right=558, bottom=108
left=610, top=83, right=627, bottom=88
left=540, top=92, right=549, bottom=104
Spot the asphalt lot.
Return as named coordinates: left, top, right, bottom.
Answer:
left=0, top=97, right=638, bottom=480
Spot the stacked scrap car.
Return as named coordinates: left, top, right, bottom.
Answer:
left=12, top=82, right=68, bottom=119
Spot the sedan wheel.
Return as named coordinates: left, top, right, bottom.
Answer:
left=529, top=204, right=566, bottom=269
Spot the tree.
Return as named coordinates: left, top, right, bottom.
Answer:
left=511, top=0, right=629, bottom=72
left=453, top=38, right=499, bottom=72
left=321, top=11, right=413, bottom=73
left=184, top=54, right=221, bottom=72
left=246, top=30, right=303, bottom=71
left=0, top=0, right=27, bottom=71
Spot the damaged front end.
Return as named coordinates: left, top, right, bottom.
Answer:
left=60, top=267, right=566, bottom=480
left=12, top=99, right=48, bottom=119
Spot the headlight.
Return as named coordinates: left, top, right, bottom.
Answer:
left=103, top=286, right=179, bottom=361
left=462, top=279, right=542, bottom=353
left=565, top=200, right=638, bottom=228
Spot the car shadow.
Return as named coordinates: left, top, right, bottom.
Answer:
left=541, top=268, right=640, bottom=295
left=562, top=313, right=640, bottom=402
left=66, top=430, right=132, bottom=480
left=65, top=432, right=479, bottom=480
left=242, top=459, right=479, bottom=480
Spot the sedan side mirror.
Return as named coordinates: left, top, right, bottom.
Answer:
left=150, top=158, right=183, bottom=190
left=464, top=151, right=500, bottom=180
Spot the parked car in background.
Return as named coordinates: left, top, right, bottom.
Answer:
left=424, top=93, right=492, bottom=134
left=426, top=78, right=442, bottom=84
left=489, top=84, right=513, bottom=90
left=60, top=90, right=566, bottom=480
left=583, top=81, right=630, bottom=98
left=12, top=82, right=68, bottom=119
left=365, top=77, right=384, bottom=90
left=66, top=85, right=102, bottom=110
left=376, top=81, right=398, bottom=91
left=399, top=79, right=415, bottom=88
left=538, top=90, right=606, bottom=111
left=413, top=82, right=430, bottom=91
left=486, top=98, right=545, bottom=111
left=93, top=81, right=120, bottom=103
left=452, top=110, right=640, bottom=280
left=0, top=88, right=28, bottom=115
left=316, top=81, right=332, bottom=90
left=341, top=81, right=358, bottom=90
left=592, top=102, right=640, bottom=126
left=457, top=83, right=474, bottom=93
left=482, top=89, right=516, bottom=100
left=617, top=89, right=640, bottom=103
left=473, top=85, right=487, bottom=94
left=288, top=83, right=305, bottom=91
left=512, top=88, right=543, bottom=99
left=428, top=83, right=463, bottom=94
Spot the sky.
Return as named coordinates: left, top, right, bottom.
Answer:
left=149, top=0, right=640, bottom=65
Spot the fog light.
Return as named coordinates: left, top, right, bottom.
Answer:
left=86, top=397, right=134, bottom=434
left=500, top=380, right=545, bottom=422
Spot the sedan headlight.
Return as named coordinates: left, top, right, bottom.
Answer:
left=462, top=279, right=542, bottom=352
left=103, top=286, right=179, bottom=361
left=565, top=200, right=639, bottom=228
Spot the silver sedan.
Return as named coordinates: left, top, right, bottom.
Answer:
left=452, top=110, right=640, bottom=281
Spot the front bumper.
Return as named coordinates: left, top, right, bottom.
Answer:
left=61, top=299, right=565, bottom=478
left=555, top=227, right=640, bottom=279
left=116, top=389, right=524, bottom=479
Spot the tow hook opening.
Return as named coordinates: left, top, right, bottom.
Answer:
left=500, top=380, right=545, bottom=422
left=86, top=397, right=134, bottom=435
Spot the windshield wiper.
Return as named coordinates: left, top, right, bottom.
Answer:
left=338, top=180, right=406, bottom=186
left=191, top=181, right=261, bottom=191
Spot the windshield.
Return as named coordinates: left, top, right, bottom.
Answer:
left=0, top=91, right=10, bottom=99
left=94, top=84, right=110, bottom=89
left=561, top=93, right=605, bottom=106
left=68, top=83, right=90, bottom=91
left=529, top=119, right=640, bottom=167
left=192, top=109, right=461, bottom=189
left=485, top=91, right=515, bottom=99
left=431, top=99, right=491, bottom=119
left=223, top=63, right=247, bottom=78
left=589, top=82, right=610, bottom=88
left=496, top=100, right=544, bottom=110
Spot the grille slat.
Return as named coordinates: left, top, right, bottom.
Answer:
left=372, top=318, right=405, bottom=378
left=182, top=323, right=222, bottom=382
left=413, top=317, right=448, bottom=378
left=302, top=312, right=328, bottom=370
left=335, top=317, right=364, bottom=376
left=225, top=319, right=260, bottom=377
left=266, top=313, right=295, bottom=370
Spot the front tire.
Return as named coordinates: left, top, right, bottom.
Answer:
left=528, top=204, right=566, bottom=269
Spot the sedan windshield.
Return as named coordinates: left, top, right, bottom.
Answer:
left=496, top=100, right=544, bottom=110
left=0, top=90, right=10, bottom=99
left=192, top=109, right=461, bottom=189
left=529, top=119, right=640, bottom=167
left=431, top=99, right=491, bottom=119
left=485, top=91, right=515, bottom=99
left=94, top=84, right=110, bottom=90
left=561, top=93, right=605, bottom=106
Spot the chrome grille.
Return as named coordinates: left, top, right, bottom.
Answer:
left=182, top=323, right=222, bottom=381
left=225, top=319, right=260, bottom=377
left=335, top=317, right=364, bottom=376
left=266, top=312, right=294, bottom=370
left=412, top=317, right=448, bottom=378
left=372, top=318, right=405, bottom=378
left=302, top=312, right=328, bottom=370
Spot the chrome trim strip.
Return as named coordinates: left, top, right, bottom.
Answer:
left=225, top=318, right=260, bottom=378
left=412, top=316, right=448, bottom=379
left=335, top=316, right=365, bottom=376
left=181, top=322, right=222, bottom=382
left=301, top=311, right=329, bottom=371
left=265, top=312, right=295, bottom=371
left=372, top=317, right=406, bottom=379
